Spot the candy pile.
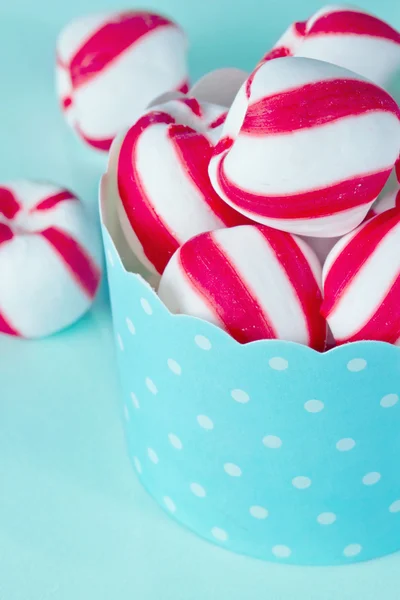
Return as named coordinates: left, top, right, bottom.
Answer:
left=1, top=6, right=399, bottom=347
left=102, top=5, right=400, bottom=350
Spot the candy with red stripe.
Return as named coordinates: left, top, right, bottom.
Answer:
left=56, top=11, right=188, bottom=151
left=261, top=6, right=400, bottom=90
left=209, top=57, right=400, bottom=237
left=158, top=224, right=326, bottom=348
left=321, top=208, right=400, bottom=344
left=108, top=103, right=249, bottom=276
left=0, top=181, right=102, bottom=338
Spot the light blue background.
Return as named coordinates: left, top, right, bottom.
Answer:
left=1, top=0, right=400, bottom=598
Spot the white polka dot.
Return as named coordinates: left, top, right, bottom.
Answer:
left=107, top=249, right=114, bottom=267
left=250, top=505, right=269, bottom=519
left=272, top=545, right=292, bottom=558
left=145, top=378, right=158, bottom=395
left=304, top=399, right=324, bottom=413
left=211, top=527, right=228, bottom=541
left=140, top=298, right=153, bottom=315
left=117, top=334, right=124, bottom=351
left=317, top=512, right=337, bottom=525
left=292, top=476, right=312, bottom=489
left=190, top=483, right=206, bottom=497
left=147, top=448, right=159, bottom=464
left=269, top=357, right=288, bottom=371
left=126, top=318, right=135, bottom=334
left=389, top=500, right=400, bottom=513
left=131, top=392, right=140, bottom=409
left=123, top=405, right=129, bottom=421
left=380, top=393, right=399, bottom=408
left=336, top=438, right=356, bottom=452
left=133, top=457, right=142, bottom=474
left=163, top=496, right=176, bottom=513
left=224, top=463, right=242, bottom=477
left=262, top=435, right=282, bottom=449
left=343, top=544, right=362, bottom=558
left=231, top=389, right=250, bottom=403
left=194, top=334, right=212, bottom=350
left=362, top=472, right=381, bottom=486
left=347, top=358, right=367, bottom=372
left=167, top=359, right=182, bottom=375
left=197, top=415, right=214, bottom=430
left=168, top=433, right=183, bottom=450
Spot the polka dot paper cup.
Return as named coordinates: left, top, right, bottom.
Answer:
left=100, top=176, right=400, bottom=566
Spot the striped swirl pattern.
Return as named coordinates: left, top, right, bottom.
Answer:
left=322, top=208, right=400, bottom=345
left=0, top=181, right=102, bottom=338
left=56, top=11, right=188, bottom=151
left=208, top=57, right=400, bottom=237
left=262, top=6, right=400, bottom=89
left=115, top=103, right=248, bottom=276
left=158, top=224, right=326, bottom=349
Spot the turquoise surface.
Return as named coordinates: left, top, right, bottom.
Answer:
left=1, top=0, right=400, bottom=596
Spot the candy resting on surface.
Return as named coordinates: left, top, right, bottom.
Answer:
left=158, top=224, right=326, bottom=349
left=262, top=5, right=400, bottom=91
left=56, top=10, right=188, bottom=151
left=321, top=208, right=400, bottom=345
left=0, top=181, right=102, bottom=338
left=209, top=57, right=400, bottom=237
left=109, top=100, right=249, bottom=276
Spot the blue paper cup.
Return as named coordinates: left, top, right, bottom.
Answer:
left=100, top=176, right=400, bottom=566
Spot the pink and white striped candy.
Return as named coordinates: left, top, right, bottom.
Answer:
left=158, top=224, right=326, bottom=349
left=56, top=11, right=188, bottom=151
left=112, top=103, right=249, bottom=276
left=0, top=181, right=102, bottom=338
left=321, top=208, right=400, bottom=345
left=262, top=6, right=400, bottom=90
left=209, top=57, right=400, bottom=237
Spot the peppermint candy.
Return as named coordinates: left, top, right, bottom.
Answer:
left=322, top=208, right=400, bottom=345
left=111, top=102, right=248, bottom=276
left=262, top=5, right=400, bottom=90
left=0, top=181, right=102, bottom=338
left=56, top=11, right=188, bottom=151
left=209, top=57, right=400, bottom=237
left=158, top=224, right=326, bottom=348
